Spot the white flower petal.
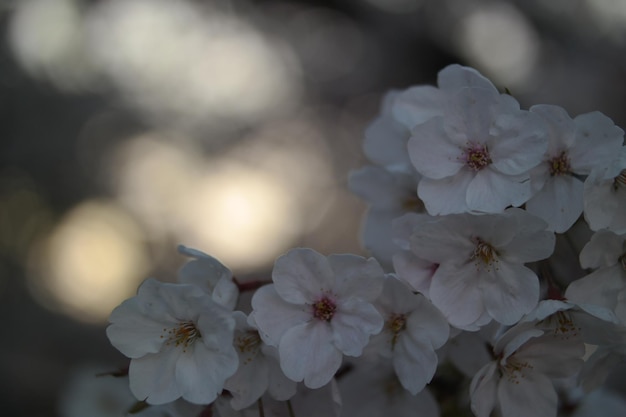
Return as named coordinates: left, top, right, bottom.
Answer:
left=497, top=370, right=557, bottom=417
left=405, top=296, right=450, bottom=349
left=176, top=343, right=238, bottom=404
left=392, top=85, right=445, bottom=129
left=469, top=362, right=498, bottom=417
left=250, top=285, right=310, bottom=346
left=429, top=263, right=485, bottom=329
left=525, top=175, right=584, bottom=233
left=408, top=117, right=465, bottom=179
left=278, top=321, right=342, bottom=389
left=393, top=336, right=438, bottom=394
left=418, top=173, right=473, bottom=215
left=392, top=250, right=437, bottom=297
left=327, top=254, right=384, bottom=301
left=129, top=349, right=181, bottom=405
left=272, top=248, right=335, bottom=304
left=437, top=64, right=498, bottom=93
left=482, top=262, right=539, bottom=325
left=444, top=87, right=500, bottom=143
left=466, top=169, right=531, bottom=212
left=331, top=297, right=383, bottom=356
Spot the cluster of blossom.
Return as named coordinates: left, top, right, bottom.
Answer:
left=100, top=65, right=626, bottom=417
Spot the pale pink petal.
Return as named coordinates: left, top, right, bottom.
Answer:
left=272, top=248, right=334, bottom=304
left=408, top=117, right=465, bottom=179
left=224, top=355, right=269, bottom=409
left=418, top=172, right=473, bottom=215
left=466, top=169, right=531, bottom=212
left=405, top=296, right=450, bottom=349
left=429, top=263, right=485, bottom=329
left=579, top=230, right=625, bottom=269
left=363, top=92, right=412, bottom=170
left=327, top=254, right=384, bottom=300
left=469, top=362, right=498, bottom=417
left=437, top=64, right=498, bottom=92
left=570, top=112, right=624, bottom=173
left=408, top=214, right=475, bottom=264
left=331, top=297, right=383, bottom=356
left=565, top=266, right=625, bottom=314
left=497, top=371, right=557, bottom=417
left=481, top=262, right=539, bottom=325
left=529, top=104, right=576, bottom=152
left=176, top=343, right=238, bottom=404
left=392, top=250, right=437, bottom=297
left=348, top=165, right=416, bottom=209
left=393, top=336, right=438, bottom=394
left=362, top=207, right=407, bottom=265
left=443, top=87, right=500, bottom=143
left=520, top=334, right=584, bottom=379
left=129, top=349, right=181, bottom=405
left=278, top=321, right=342, bottom=389
left=525, top=175, right=584, bottom=233
left=489, top=111, right=548, bottom=175
left=392, top=85, right=445, bottom=129
left=250, top=285, right=311, bottom=346
left=107, top=297, right=171, bottom=358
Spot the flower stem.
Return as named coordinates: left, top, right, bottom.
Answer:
left=257, top=397, right=265, bottom=417
left=287, top=399, right=296, bottom=417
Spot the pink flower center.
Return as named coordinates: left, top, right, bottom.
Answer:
left=548, top=151, right=571, bottom=176
left=162, top=321, right=201, bottom=351
left=312, top=296, right=337, bottom=322
left=464, top=144, right=492, bottom=171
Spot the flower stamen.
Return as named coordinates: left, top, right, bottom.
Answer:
left=163, top=321, right=201, bottom=352
left=612, top=170, right=626, bottom=191
left=236, top=330, right=262, bottom=364
left=471, top=237, right=499, bottom=271
left=387, top=313, right=407, bottom=349
left=312, top=296, right=337, bottom=322
left=463, top=144, right=492, bottom=171
left=501, top=357, right=533, bottom=384
left=548, top=151, right=571, bottom=176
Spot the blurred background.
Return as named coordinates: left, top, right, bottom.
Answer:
left=1, top=0, right=626, bottom=415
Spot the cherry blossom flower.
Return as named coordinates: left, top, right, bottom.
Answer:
left=391, top=212, right=439, bottom=297
left=368, top=275, right=449, bottom=394
left=525, top=105, right=624, bottom=232
left=565, top=230, right=626, bottom=325
left=406, top=208, right=555, bottom=329
left=249, top=248, right=384, bottom=388
left=177, top=245, right=239, bottom=310
left=408, top=85, right=548, bottom=215
left=392, top=63, right=499, bottom=131
left=224, top=312, right=296, bottom=410
left=107, top=279, right=238, bottom=405
left=583, top=147, right=626, bottom=234
left=350, top=65, right=502, bottom=262
left=362, top=91, right=414, bottom=173
left=348, top=165, right=423, bottom=266
left=470, top=321, right=584, bottom=417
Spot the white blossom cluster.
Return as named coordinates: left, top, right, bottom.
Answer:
left=100, top=65, right=626, bottom=417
